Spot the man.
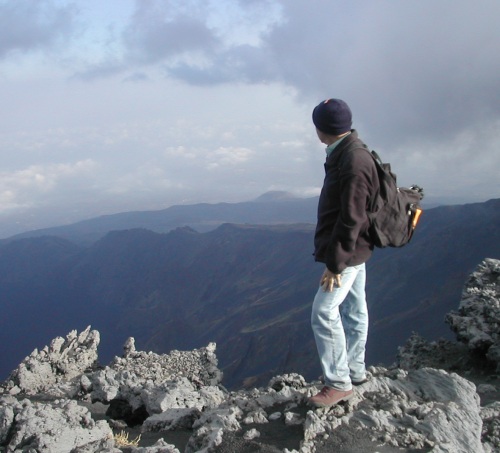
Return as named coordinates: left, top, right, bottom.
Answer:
left=308, top=98, right=379, bottom=408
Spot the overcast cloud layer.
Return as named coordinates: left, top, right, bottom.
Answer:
left=0, top=0, right=499, bottom=236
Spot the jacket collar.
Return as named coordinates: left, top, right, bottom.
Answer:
left=325, top=130, right=358, bottom=163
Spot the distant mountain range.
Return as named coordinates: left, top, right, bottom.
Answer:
left=1, top=196, right=499, bottom=388
left=3, top=191, right=318, bottom=245
left=3, top=190, right=452, bottom=246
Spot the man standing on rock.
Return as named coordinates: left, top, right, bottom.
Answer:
left=308, top=98, right=379, bottom=408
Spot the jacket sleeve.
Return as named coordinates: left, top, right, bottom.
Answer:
left=325, top=152, right=373, bottom=273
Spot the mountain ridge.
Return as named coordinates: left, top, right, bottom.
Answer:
left=1, top=198, right=499, bottom=388
left=1, top=192, right=316, bottom=245
left=2, top=192, right=463, bottom=245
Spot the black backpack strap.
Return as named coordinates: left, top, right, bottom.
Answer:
left=370, top=150, right=383, bottom=165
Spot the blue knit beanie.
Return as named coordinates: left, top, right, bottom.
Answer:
left=312, top=98, right=352, bottom=135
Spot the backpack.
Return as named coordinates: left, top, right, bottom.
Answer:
left=366, top=150, right=424, bottom=248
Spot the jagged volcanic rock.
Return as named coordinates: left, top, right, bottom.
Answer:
left=445, top=258, right=500, bottom=369
left=0, top=395, right=114, bottom=452
left=4, top=326, right=100, bottom=395
left=398, top=258, right=500, bottom=453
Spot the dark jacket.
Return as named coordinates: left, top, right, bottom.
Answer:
left=314, top=130, right=379, bottom=273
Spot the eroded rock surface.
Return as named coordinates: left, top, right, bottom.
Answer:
left=4, top=326, right=100, bottom=396
left=446, top=258, right=500, bottom=369
left=398, top=258, right=500, bottom=453
left=0, top=395, right=114, bottom=452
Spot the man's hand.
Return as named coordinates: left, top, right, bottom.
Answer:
left=320, top=268, right=342, bottom=292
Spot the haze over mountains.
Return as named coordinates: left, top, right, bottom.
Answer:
left=3, top=192, right=317, bottom=245
left=1, top=194, right=499, bottom=388
left=0, top=191, right=461, bottom=242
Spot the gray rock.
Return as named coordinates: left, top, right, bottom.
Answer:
left=186, top=406, right=243, bottom=453
left=130, top=438, right=180, bottom=453
left=396, top=258, right=500, bottom=453
left=446, top=258, right=500, bottom=369
left=268, top=411, right=282, bottom=421
left=123, top=337, right=137, bottom=357
left=284, top=411, right=303, bottom=426
left=139, top=378, right=225, bottom=415
left=89, top=341, right=222, bottom=406
left=0, top=396, right=20, bottom=444
left=303, top=367, right=484, bottom=453
left=87, top=342, right=226, bottom=430
left=142, top=407, right=201, bottom=432
left=110, top=341, right=222, bottom=387
left=242, top=408, right=268, bottom=424
left=243, top=428, right=260, bottom=440
left=1, top=396, right=113, bottom=452
left=480, top=401, right=500, bottom=453
left=0, top=353, right=492, bottom=453
left=269, top=373, right=307, bottom=391
left=4, top=326, right=100, bottom=395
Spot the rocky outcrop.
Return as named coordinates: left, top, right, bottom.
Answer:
left=4, top=326, right=100, bottom=396
left=0, top=395, right=114, bottom=452
left=87, top=341, right=225, bottom=428
left=1, top=335, right=495, bottom=453
left=1, top=259, right=499, bottom=452
left=445, top=258, right=500, bottom=369
left=398, top=258, right=500, bottom=453
left=1, top=338, right=221, bottom=453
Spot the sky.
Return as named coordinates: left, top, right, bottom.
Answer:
left=1, top=0, right=499, bottom=236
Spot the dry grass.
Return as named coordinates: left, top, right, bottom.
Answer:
left=113, top=430, right=142, bottom=447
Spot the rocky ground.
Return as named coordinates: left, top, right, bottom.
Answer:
left=0, top=258, right=499, bottom=453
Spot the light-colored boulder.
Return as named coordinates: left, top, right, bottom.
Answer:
left=143, top=407, right=201, bottom=432
left=1, top=397, right=113, bottom=452
left=446, top=258, right=500, bottom=369
left=4, top=326, right=99, bottom=395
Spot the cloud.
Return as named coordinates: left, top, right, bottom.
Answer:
left=206, top=146, right=253, bottom=169
left=74, top=1, right=500, bottom=148
left=124, top=12, right=218, bottom=64
left=102, top=162, right=181, bottom=195
left=397, top=120, right=500, bottom=199
left=165, top=44, right=277, bottom=85
left=0, top=160, right=97, bottom=212
left=76, top=0, right=283, bottom=81
left=0, top=0, right=78, bottom=59
left=254, top=1, right=500, bottom=146
left=1, top=0, right=499, bottom=230
left=5, top=0, right=498, bottom=146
